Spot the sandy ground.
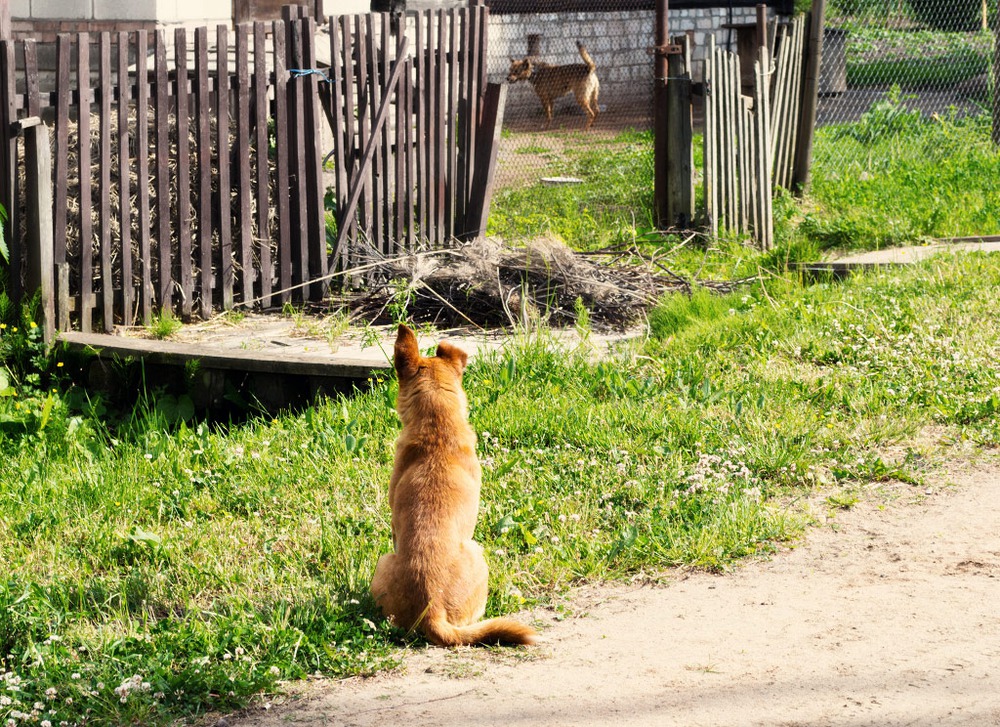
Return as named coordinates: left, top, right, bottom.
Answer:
left=226, top=452, right=1000, bottom=727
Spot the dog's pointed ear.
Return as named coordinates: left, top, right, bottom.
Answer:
left=436, top=341, right=468, bottom=374
left=394, top=324, right=420, bottom=378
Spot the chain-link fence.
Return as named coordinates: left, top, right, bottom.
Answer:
left=486, top=0, right=792, bottom=191
left=817, top=0, right=996, bottom=159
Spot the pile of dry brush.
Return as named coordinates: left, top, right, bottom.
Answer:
left=343, top=236, right=753, bottom=331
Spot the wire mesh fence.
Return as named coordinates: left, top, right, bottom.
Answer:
left=817, top=0, right=996, bottom=167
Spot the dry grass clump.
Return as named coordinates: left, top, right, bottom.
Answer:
left=344, top=236, right=749, bottom=331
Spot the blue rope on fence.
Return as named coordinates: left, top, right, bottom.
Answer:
left=289, top=68, right=334, bottom=83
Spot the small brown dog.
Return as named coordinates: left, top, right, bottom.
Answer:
left=370, top=325, right=537, bottom=647
left=506, top=40, right=600, bottom=129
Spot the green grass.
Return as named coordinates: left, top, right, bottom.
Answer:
left=6, top=253, right=1000, bottom=724
left=807, top=107, right=1000, bottom=248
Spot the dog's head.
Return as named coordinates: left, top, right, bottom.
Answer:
left=506, top=57, right=533, bottom=84
left=394, top=324, right=470, bottom=423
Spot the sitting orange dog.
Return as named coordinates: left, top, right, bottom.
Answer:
left=370, top=325, right=537, bottom=646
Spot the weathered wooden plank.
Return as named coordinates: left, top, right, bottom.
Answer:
left=302, top=16, right=327, bottom=299
left=0, top=41, right=18, bottom=305
left=354, top=13, right=373, bottom=248
left=116, top=32, right=133, bottom=327
left=445, top=9, right=459, bottom=240
left=175, top=28, right=193, bottom=319
left=23, top=40, right=38, bottom=116
left=454, top=7, right=470, bottom=237
left=217, top=24, right=233, bottom=310
left=414, top=12, right=427, bottom=245
left=236, top=24, right=254, bottom=305
left=77, top=33, right=94, bottom=332
left=135, top=31, right=153, bottom=324
left=328, top=17, right=348, bottom=273
left=253, top=21, right=272, bottom=306
left=338, top=14, right=358, bottom=270
left=393, top=46, right=407, bottom=251
left=272, top=20, right=292, bottom=303
left=155, top=30, right=173, bottom=314
left=424, top=10, right=438, bottom=246
left=99, top=33, right=113, bottom=330
left=434, top=9, right=447, bottom=245
left=703, top=35, right=715, bottom=236
left=403, top=55, right=415, bottom=251
left=755, top=45, right=774, bottom=249
left=463, top=82, right=506, bottom=241
left=195, top=26, right=213, bottom=318
left=283, top=9, right=306, bottom=297
left=792, top=2, right=825, bottom=193
left=23, top=121, right=55, bottom=342
left=54, top=35, right=71, bottom=277
left=376, top=12, right=391, bottom=255
left=59, top=331, right=391, bottom=378
left=665, top=38, right=693, bottom=229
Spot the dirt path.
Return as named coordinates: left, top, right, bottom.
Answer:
left=230, top=455, right=1000, bottom=727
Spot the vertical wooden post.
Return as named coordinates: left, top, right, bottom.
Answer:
left=0, top=0, right=10, bottom=41
left=791, top=0, right=824, bottom=193
left=0, top=39, right=18, bottom=305
left=22, top=119, right=55, bottom=343
left=665, top=35, right=693, bottom=228
left=756, top=4, right=768, bottom=53
left=653, top=0, right=670, bottom=227
left=462, top=81, right=506, bottom=240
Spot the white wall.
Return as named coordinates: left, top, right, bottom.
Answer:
left=11, top=0, right=230, bottom=24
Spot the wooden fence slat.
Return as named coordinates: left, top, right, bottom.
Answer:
left=424, top=10, right=438, bottom=246
left=363, top=14, right=383, bottom=257
left=135, top=30, right=153, bottom=324
left=116, top=32, right=133, bottom=327
left=284, top=9, right=307, bottom=296
left=704, top=35, right=715, bottom=236
left=393, top=45, right=406, bottom=251
left=756, top=45, right=774, bottom=249
left=175, top=28, right=193, bottom=319
left=414, top=12, right=426, bottom=245
left=445, top=9, right=459, bottom=241
left=77, top=33, right=93, bottom=333
left=339, top=14, right=358, bottom=267
left=99, top=33, right=113, bottom=331
left=155, top=30, right=172, bottom=314
left=23, top=40, right=38, bottom=117
left=195, top=26, right=213, bottom=318
left=0, top=41, right=16, bottom=305
left=328, top=17, right=348, bottom=272
left=455, top=7, right=470, bottom=237
left=376, top=13, right=391, bottom=255
left=403, top=55, right=415, bottom=251
left=217, top=24, right=233, bottom=311
left=253, top=21, right=272, bottom=307
left=53, top=36, right=70, bottom=275
left=302, top=16, right=327, bottom=300
left=236, top=24, right=254, bottom=305
left=272, top=19, right=292, bottom=304
left=435, top=9, right=447, bottom=245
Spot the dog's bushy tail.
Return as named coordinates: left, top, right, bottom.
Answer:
left=423, top=614, right=538, bottom=647
left=576, top=41, right=596, bottom=72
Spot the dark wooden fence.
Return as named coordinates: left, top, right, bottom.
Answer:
left=0, top=2, right=500, bottom=339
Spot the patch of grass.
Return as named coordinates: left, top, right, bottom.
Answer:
left=5, top=253, right=1000, bottom=722
left=804, top=106, right=1000, bottom=249
left=488, top=129, right=655, bottom=249
left=148, top=310, right=182, bottom=339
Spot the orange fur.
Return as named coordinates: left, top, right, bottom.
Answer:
left=370, top=325, right=538, bottom=647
